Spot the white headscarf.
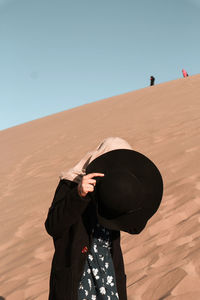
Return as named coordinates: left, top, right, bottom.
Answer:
left=60, top=137, right=132, bottom=183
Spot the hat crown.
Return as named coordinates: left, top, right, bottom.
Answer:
left=97, top=169, right=144, bottom=219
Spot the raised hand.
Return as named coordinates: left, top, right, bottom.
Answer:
left=78, top=173, right=104, bottom=197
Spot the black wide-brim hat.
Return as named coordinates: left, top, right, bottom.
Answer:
left=86, top=149, right=163, bottom=234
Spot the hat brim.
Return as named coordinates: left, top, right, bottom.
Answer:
left=97, top=203, right=148, bottom=234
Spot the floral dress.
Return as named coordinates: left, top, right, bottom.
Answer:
left=78, top=223, right=119, bottom=300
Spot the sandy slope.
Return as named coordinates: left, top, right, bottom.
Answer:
left=0, top=75, right=200, bottom=300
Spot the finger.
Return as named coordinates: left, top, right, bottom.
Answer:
left=82, top=184, right=94, bottom=193
left=87, top=185, right=94, bottom=192
left=85, top=173, right=105, bottom=179
left=87, top=179, right=96, bottom=186
left=82, top=178, right=96, bottom=185
left=82, top=182, right=95, bottom=191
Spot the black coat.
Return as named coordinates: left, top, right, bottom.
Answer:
left=45, top=179, right=127, bottom=300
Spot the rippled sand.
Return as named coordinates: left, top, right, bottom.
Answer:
left=0, top=75, right=200, bottom=299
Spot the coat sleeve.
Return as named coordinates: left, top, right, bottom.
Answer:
left=45, top=179, right=91, bottom=238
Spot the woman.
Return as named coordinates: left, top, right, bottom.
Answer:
left=45, top=137, right=163, bottom=300
left=45, top=137, right=132, bottom=300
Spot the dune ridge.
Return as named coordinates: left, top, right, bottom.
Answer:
left=0, top=75, right=200, bottom=299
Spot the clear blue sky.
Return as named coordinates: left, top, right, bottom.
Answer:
left=0, top=0, right=200, bottom=130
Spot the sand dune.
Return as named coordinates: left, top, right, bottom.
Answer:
left=0, top=75, right=200, bottom=299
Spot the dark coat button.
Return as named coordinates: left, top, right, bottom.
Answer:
left=81, top=246, right=88, bottom=253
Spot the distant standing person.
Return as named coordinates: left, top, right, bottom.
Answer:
left=150, top=76, right=155, bottom=86
left=182, top=69, right=189, bottom=77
